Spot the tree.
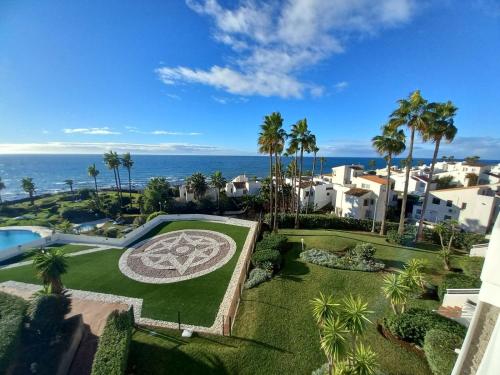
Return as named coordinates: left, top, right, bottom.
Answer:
left=32, top=248, right=68, bottom=294
left=416, top=101, right=457, bottom=241
left=381, top=273, right=409, bottom=314
left=466, top=173, right=478, bottom=187
left=464, top=155, right=480, bottom=164
left=435, top=175, right=456, bottom=190
left=87, top=163, right=100, bottom=197
left=367, top=159, right=377, bottom=171
left=21, top=177, right=36, bottom=205
left=186, top=172, right=208, bottom=201
left=305, top=145, right=319, bottom=214
left=434, top=220, right=459, bottom=270
left=210, top=171, right=227, bottom=211
left=372, top=127, right=406, bottom=235
left=103, top=151, right=122, bottom=205
left=319, top=157, right=327, bottom=177
left=64, top=179, right=74, bottom=200
left=387, top=90, right=432, bottom=234
left=121, top=152, right=134, bottom=202
left=143, top=177, right=171, bottom=213
left=0, top=177, right=5, bottom=203
left=57, top=220, right=74, bottom=234
left=290, top=118, right=315, bottom=228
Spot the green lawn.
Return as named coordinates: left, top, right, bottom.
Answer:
left=0, top=221, right=250, bottom=326
left=0, top=243, right=94, bottom=266
left=127, top=229, right=465, bottom=375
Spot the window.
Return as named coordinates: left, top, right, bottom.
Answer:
left=361, top=183, right=370, bottom=189
left=370, top=199, right=375, bottom=205
left=461, top=202, right=467, bottom=210
left=446, top=200, right=453, bottom=207
left=392, top=195, right=398, bottom=201
left=363, top=199, right=369, bottom=206
left=419, top=182, right=425, bottom=188
left=444, top=215, right=452, bottom=220
left=416, top=209, right=422, bottom=215
left=326, top=187, right=333, bottom=191
left=432, top=198, right=440, bottom=205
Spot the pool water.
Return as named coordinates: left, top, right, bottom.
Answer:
left=0, top=230, right=41, bottom=250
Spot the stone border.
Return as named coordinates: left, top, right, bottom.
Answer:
left=118, top=230, right=237, bottom=284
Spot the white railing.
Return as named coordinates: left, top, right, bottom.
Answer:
left=0, top=236, right=54, bottom=262
left=470, top=243, right=489, bottom=257
left=446, top=288, right=481, bottom=294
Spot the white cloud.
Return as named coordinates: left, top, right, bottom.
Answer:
left=127, top=128, right=202, bottom=136
left=212, top=95, right=249, bottom=104
left=63, top=127, right=120, bottom=135
left=334, top=81, right=349, bottom=92
left=166, top=93, right=182, bottom=100
left=157, top=0, right=417, bottom=98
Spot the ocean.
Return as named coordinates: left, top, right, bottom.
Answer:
left=0, top=154, right=498, bottom=201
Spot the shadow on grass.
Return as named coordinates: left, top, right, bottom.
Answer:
left=240, top=298, right=290, bottom=311
left=231, top=335, right=292, bottom=353
left=275, top=245, right=310, bottom=282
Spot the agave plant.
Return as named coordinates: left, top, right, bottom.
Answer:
left=320, top=317, right=349, bottom=374
left=311, top=292, right=340, bottom=326
left=381, top=273, right=410, bottom=314
left=341, top=294, right=373, bottom=344
left=349, top=343, right=378, bottom=375
left=399, top=258, right=426, bottom=293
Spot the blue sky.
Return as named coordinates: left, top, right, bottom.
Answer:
left=0, top=0, right=499, bottom=158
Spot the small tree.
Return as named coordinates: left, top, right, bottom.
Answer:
left=64, top=179, right=74, bottom=200
left=465, top=173, right=478, bottom=187
left=367, top=159, right=376, bottom=171
left=186, top=172, right=208, bottom=201
left=381, top=273, right=410, bottom=314
left=434, top=220, right=459, bottom=270
left=143, top=177, right=171, bottom=213
left=210, top=171, right=227, bottom=211
left=57, top=220, right=74, bottom=234
left=32, top=249, right=68, bottom=294
left=21, top=177, right=36, bottom=205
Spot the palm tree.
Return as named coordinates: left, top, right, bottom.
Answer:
left=32, top=248, right=68, bottom=294
left=21, top=177, right=36, bottom=205
left=64, top=179, right=74, bottom=200
left=319, top=157, right=327, bottom=177
left=368, top=159, right=377, bottom=171
left=87, top=163, right=100, bottom=197
left=311, top=292, right=339, bottom=325
left=286, top=141, right=299, bottom=212
left=349, top=343, right=378, bottom=375
left=321, top=317, right=349, bottom=374
left=103, top=151, right=122, bottom=205
left=290, top=118, right=315, bottom=228
left=272, top=119, right=287, bottom=230
left=387, top=90, right=432, bottom=234
left=341, top=294, right=372, bottom=345
left=0, top=177, right=5, bottom=203
left=121, top=152, right=134, bottom=202
left=305, top=145, right=319, bottom=214
left=186, top=172, right=208, bottom=201
left=210, top=171, right=227, bottom=211
left=381, top=273, right=409, bottom=314
left=372, top=127, right=406, bottom=235
left=416, top=101, right=457, bottom=241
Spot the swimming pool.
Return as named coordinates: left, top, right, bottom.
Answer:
left=0, top=229, right=42, bottom=250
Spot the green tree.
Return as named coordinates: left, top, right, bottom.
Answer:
left=103, top=151, right=123, bottom=205
left=466, top=173, right=478, bottom=187
left=121, top=152, right=134, bottom=201
left=381, top=273, right=410, bottom=314
left=372, top=127, right=406, bottom=235
left=434, top=220, right=459, bottom=270
left=416, top=101, right=458, bottom=241
left=464, top=155, right=480, bottom=164
left=210, top=171, right=227, bottom=211
left=143, top=177, right=171, bottom=213
left=388, top=90, right=432, bottom=234
left=64, top=179, right=74, bottom=200
left=32, top=248, right=68, bottom=294
left=87, top=163, right=100, bottom=198
left=319, top=157, right=327, bottom=177
left=21, top=177, right=36, bottom=205
left=57, top=220, right=74, bottom=234
left=0, top=177, right=5, bottom=203
left=305, top=145, right=319, bottom=214
left=290, top=118, right=316, bottom=228
left=186, top=172, right=208, bottom=201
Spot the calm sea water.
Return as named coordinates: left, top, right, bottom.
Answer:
left=0, top=154, right=498, bottom=201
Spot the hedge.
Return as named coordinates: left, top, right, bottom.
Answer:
left=384, top=308, right=466, bottom=347
left=0, top=292, right=27, bottom=372
left=27, top=294, right=72, bottom=340
left=91, top=309, right=134, bottom=375
left=146, top=211, right=167, bottom=222
left=439, top=273, right=482, bottom=300
left=244, top=268, right=272, bottom=289
left=257, top=233, right=288, bottom=253
left=251, top=249, right=281, bottom=270
left=459, top=257, right=485, bottom=279
left=424, top=329, right=463, bottom=375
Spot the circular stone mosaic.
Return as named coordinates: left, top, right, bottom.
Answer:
left=118, top=229, right=237, bottom=284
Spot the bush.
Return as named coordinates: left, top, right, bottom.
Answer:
left=257, top=233, right=288, bottom=253
left=78, top=188, right=94, bottom=200
left=91, top=309, right=134, bottom=375
left=244, top=268, right=272, bottom=289
left=349, top=243, right=376, bottom=261
left=146, top=211, right=166, bottom=222
left=384, top=308, right=466, bottom=346
left=60, top=206, right=95, bottom=223
left=387, top=230, right=405, bottom=245
left=0, top=292, right=27, bottom=372
left=105, top=227, right=120, bottom=238
left=300, top=249, right=339, bottom=267
left=301, top=248, right=385, bottom=272
left=459, top=257, right=485, bottom=279
left=424, top=329, right=463, bottom=375
left=27, top=294, right=71, bottom=341
left=439, top=273, right=481, bottom=300
left=132, top=215, right=146, bottom=227
left=424, top=228, right=487, bottom=251
left=251, top=249, right=281, bottom=270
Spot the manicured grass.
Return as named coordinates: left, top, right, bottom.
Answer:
left=128, top=229, right=467, bottom=375
left=0, top=221, right=249, bottom=327
left=0, top=243, right=94, bottom=266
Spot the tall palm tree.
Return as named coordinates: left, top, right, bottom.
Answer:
left=21, top=177, right=36, bottom=205
left=290, top=118, right=315, bottom=228
left=121, top=152, right=134, bottom=202
left=210, top=171, right=227, bottom=211
left=319, top=157, right=327, bottom=177
left=416, top=101, right=458, bottom=241
left=0, top=177, right=5, bottom=203
left=87, top=163, right=100, bottom=196
left=186, top=172, right=208, bottom=201
left=103, top=151, right=122, bottom=205
left=306, top=145, right=319, bottom=214
left=32, top=248, right=68, bottom=294
left=387, top=90, right=432, bottom=234
left=273, top=120, right=287, bottom=231
left=286, top=141, right=299, bottom=212
left=372, top=127, right=406, bottom=235
left=64, top=179, right=74, bottom=200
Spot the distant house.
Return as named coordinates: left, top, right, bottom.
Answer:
left=225, top=175, right=261, bottom=197
left=334, top=187, right=376, bottom=219
left=178, top=185, right=217, bottom=203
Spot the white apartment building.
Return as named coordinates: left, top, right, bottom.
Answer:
left=178, top=185, right=218, bottom=202
left=411, top=184, right=500, bottom=233
left=224, top=175, right=261, bottom=198
left=391, top=173, right=436, bottom=195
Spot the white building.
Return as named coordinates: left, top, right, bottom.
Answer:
left=225, top=175, right=261, bottom=198
left=451, top=214, right=500, bottom=375
left=333, top=186, right=376, bottom=219
left=391, top=173, right=436, bottom=196
left=178, top=184, right=218, bottom=203
left=411, top=184, right=500, bottom=233
left=329, top=164, right=364, bottom=185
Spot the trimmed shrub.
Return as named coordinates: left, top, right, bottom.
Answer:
left=348, top=243, right=376, bottom=261
left=244, top=268, right=272, bottom=289
left=384, top=308, right=466, bottom=346
left=132, top=215, right=146, bottom=227
left=27, top=294, right=71, bottom=340
left=0, top=292, right=27, bottom=372
left=78, top=188, right=93, bottom=200
left=60, top=206, right=95, bottom=223
left=300, top=248, right=384, bottom=272
left=424, top=329, right=463, bottom=375
left=439, top=273, right=481, bottom=300
left=251, top=249, right=281, bottom=270
left=146, top=211, right=166, bottom=222
left=387, top=230, right=404, bottom=245
left=257, top=233, right=288, bottom=253
left=459, top=257, right=484, bottom=279
left=105, top=227, right=120, bottom=238
left=91, top=309, right=134, bottom=375
left=300, top=249, right=338, bottom=267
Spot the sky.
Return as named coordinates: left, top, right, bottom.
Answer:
left=0, top=0, right=499, bottom=158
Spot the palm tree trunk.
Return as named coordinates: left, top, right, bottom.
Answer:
left=127, top=168, right=132, bottom=201
left=380, top=156, right=392, bottom=235
left=306, top=152, right=317, bottom=214
left=398, top=127, right=415, bottom=235
left=278, top=155, right=285, bottom=213
left=295, top=146, right=304, bottom=229
left=116, top=167, right=123, bottom=201
left=112, top=168, right=121, bottom=205
left=94, top=176, right=98, bottom=195
left=269, top=152, right=274, bottom=230
left=273, top=152, right=279, bottom=232
left=320, top=159, right=324, bottom=177
left=416, top=138, right=441, bottom=241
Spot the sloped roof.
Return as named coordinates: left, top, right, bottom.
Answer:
left=345, top=188, right=371, bottom=197
left=359, top=175, right=388, bottom=185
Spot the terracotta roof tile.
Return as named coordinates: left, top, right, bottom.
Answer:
left=345, top=188, right=371, bottom=197
left=359, top=175, right=389, bottom=185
